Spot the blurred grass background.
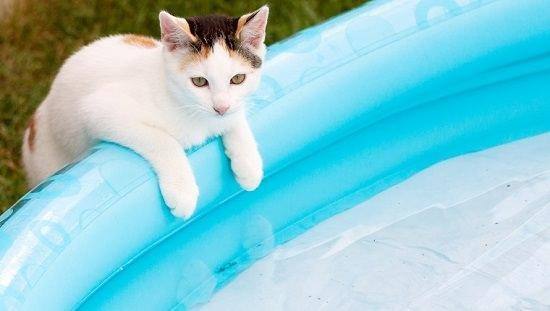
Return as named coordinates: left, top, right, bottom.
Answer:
left=0, top=0, right=367, bottom=212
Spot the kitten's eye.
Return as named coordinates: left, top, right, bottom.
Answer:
left=191, top=77, right=208, bottom=87
left=230, top=74, right=246, bottom=85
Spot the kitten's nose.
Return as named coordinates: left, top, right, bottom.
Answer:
left=213, top=105, right=229, bottom=116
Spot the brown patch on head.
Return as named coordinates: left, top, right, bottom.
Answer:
left=27, top=114, right=37, bottom=152
left=235, top=46, right=262, bottom=68
left=123, top=35, right=158, bottom=48
left=226, top=46, right=262, bottom=69
left=179, top=53, right=200, bottom=69
left=179, top=44, right=212, bottom=70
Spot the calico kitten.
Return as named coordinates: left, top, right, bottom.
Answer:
left=22, top=6, right=269, bottom=218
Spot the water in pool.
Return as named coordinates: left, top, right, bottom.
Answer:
left=202, top=133, right=550, bottom=310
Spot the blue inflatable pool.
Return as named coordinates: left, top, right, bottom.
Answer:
left=1, top=0, right=549, bottom=309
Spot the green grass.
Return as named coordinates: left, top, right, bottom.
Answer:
left=0, top=0, right=366, bottom=213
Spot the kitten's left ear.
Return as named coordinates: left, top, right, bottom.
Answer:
left=159, top=11, right=197, bottom=52
left=237, top=5, right=269, bottom=50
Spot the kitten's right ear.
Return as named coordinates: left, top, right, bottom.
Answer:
left=237, top=5, right=269, bottom=50
left=159, top=11, right=196, bottom=52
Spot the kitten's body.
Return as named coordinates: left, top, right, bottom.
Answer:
left=22, top=8, right=269, bottom=218
left=24, top=35, right=233, bottom=176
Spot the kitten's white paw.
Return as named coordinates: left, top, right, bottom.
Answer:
left=231, top=156, right=263, bottom=191
left=160, top=180, right=199, bottom=219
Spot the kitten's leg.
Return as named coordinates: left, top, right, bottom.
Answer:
left=82, top=92, right=198, bottom=218
left=222, top=118, right=263, bottom=191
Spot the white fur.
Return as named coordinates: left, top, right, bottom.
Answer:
left=22, top=7, right=269, bottom=218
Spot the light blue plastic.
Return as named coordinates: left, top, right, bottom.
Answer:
left=1, top=0, right=549, bottom=309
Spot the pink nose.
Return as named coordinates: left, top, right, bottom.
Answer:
left=213, top=105, right=229, bottom=116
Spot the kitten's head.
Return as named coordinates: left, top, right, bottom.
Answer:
left=159, top=6, right=269, bottom=120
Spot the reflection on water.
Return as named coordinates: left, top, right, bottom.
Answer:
left=202, top=133, right=550, bottom=310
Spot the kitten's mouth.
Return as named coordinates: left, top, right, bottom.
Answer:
left=213, top=110, right=235, bottom=118
left=211, top=108, right=238, bottom=118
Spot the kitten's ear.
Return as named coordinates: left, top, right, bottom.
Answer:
left=159, top=11, right=196, bottom=52
left=237, top=5, right=269, bottom=50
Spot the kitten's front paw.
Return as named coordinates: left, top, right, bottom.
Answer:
left=231, top=155, right=263, bottom=191
left=160, top=180, right=199, bottom=219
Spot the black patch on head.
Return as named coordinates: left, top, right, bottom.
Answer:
left=185, top=14, right=262, bottom=68
left=186, top=15, right=239, bottom=50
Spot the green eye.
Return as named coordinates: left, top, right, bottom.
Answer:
left=191, top=77, right=208, bottom=87
left=230, top=74, right=246, bottom=85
